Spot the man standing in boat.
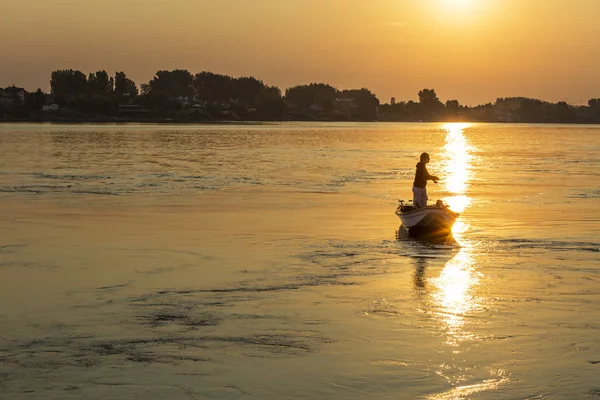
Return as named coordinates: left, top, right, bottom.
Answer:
left=412, top=152, right=439, bottom=208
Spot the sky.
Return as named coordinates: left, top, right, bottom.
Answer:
left=1, top=0, right=599, bottom=105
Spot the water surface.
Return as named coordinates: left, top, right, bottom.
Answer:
left=1, top=122, right=599, bottom=399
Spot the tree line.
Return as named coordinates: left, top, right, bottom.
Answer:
left=1, top=68, right=600, bottom=123
left=378, top=89, right=600, bottom=124
left=44, top=69, right=380, bottom=120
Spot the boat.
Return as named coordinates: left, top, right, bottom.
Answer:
left=395, top=199, right=459, bottom=237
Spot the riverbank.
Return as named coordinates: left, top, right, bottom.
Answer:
left=2, top=117, right=598, bottom=124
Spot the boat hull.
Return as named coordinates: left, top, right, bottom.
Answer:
left=395, top=205, right=459, bottom=236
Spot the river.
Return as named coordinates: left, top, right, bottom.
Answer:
left=0, top=122, right=599, bottom=399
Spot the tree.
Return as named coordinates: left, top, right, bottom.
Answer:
left=32, top=89, right=46, bottom=110
left=338, top=88, right=380, bottom=120
left=255, top=86, right=286, bottom=119
left=87, top=70, right=114, bottom=94
left=140, top=83, right=151, bottom=95
left=115, top=71, right=138, bottom=99
left=149, top=70, right=194, bottom=98
left=193, top=72, right=234, bottom=103
left=89, top=93, right=118, bottom=114
left=285, top=83, right=337, bottom=109
left=140, top=90, right=182, bottom=112
left=518, top=98, right=546, bottom=122
left=322, top=98, right=333, bottom=114
left=445, top=99, right=460, bottom=118
left=23, top=89, right=46, bottom=112
left=50, top=69, right=88, bottom=99
left=233, top=76, right=265, bottom=106
left=378, top=101, right=408, bottom=121
left=554, top=101, right=576, bottom=123
left=417, top=88, right=444, bottom=120
left=445, top=99, right=459, bottom=110
left=588, top=98, right=600, bottom=123
left=418, top=89, right=439, bottom=105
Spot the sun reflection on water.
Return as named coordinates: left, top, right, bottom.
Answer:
left=433, top=123, right=480, bottom=346
left=411, top=123, right=507, bottom=396
left=430, top=245, right=480, bottom=346
left=441, top=123, right=473, bottom=214
left=428, top=370, right=510, bottom=400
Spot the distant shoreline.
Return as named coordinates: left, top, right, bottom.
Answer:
left=4, top=70, right=599, bottom=125
left=1, top=117, right=599, bottom=125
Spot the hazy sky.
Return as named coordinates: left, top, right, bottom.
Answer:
left=1, top=0, right=599, bottom=105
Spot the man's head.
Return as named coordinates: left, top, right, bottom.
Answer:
left=420, top=152, right=430, bottom=163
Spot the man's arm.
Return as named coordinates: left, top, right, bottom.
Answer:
left=424, top=167, right=439, bottom=183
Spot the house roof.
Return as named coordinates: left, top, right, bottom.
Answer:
left=3, top=86, right=27, bottom=95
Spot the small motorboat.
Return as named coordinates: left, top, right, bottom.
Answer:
left=395, top=199, right=459, bottom=237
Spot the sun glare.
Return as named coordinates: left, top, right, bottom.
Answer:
left=430, top=246, right=479, bottom=345
left=441, top=123, right=473, bottom=213
left=433, top=0, right=488, bottom=23
left=443, top=0, right=473, bottom=9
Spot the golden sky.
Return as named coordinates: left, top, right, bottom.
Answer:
left=1, top=0, right=599, bottom=105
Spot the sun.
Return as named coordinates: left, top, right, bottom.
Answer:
left=443, top=0, right=473, bottom=8
left=433, top=0, right=486, bottom=23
